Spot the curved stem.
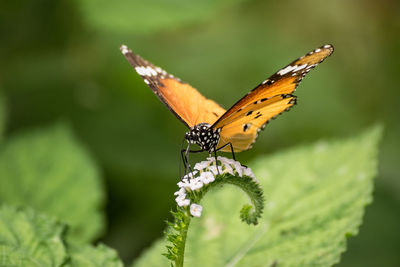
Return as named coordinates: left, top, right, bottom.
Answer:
left=164, top=157, right=264, bottom=266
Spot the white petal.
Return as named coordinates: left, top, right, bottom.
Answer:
left=200, top=171, right=215, bottom=184
left=189, top=178, right=204, bottom=190
left=174, top=188, right=186, bottom=196
left=223, top=164, right=235, bottom=175
left=207, top=165, right=219, bottom=176
left=177, top=180, right=191, bottom=190
left=217, top=156, right=234, bottom=165
left=206, top=157, right=215, bottom=162
left=233, top=162, right=243, bottom=177
left=178, top=198, right=190, bottom=207
left=175, top=194, right=185, bottom=202
left=190, top=203, right=203, bottom=217
left=194, top=161, right=210, bottom=171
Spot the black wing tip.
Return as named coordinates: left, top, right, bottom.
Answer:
left=320, top=44, right=334, bottom=54
left=322, top=43, right=334, bottom=49
left=306, top=44, right=334, bottom=57
left=313, top=44, right=335, bottom=56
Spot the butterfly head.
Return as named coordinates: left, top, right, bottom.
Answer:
left=185, top=123, right=221, bottom=151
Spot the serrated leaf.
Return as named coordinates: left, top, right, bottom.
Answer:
left=0, top=123, right=105, bottom=243
left=132, top=126, right=382, bottom=267
left=0, top=205, right=68, bottom=266
left=67, top=243, right=124, bottom=267
left=78, top=0, right=247, bottom=34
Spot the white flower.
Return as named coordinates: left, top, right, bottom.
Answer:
left=207, top=165, right=218, bottom=175
left=223, top=164, right=234, bottom=175
left=218, top=156, right=236, bottom=166
left=243, top=167, right=259, bottom=183
left=189, top=178, right=204, bottom=191
left=206, top=156, right=215, bottom=162
left=175, top=195, right=190, bottom=207
left=200, top=171, right=215, bottom=184
left=175, top=194, right=185, bottom=202
left=177, top=198, right=190, bottom=207
left=182, top=170, right=198, bottom=180
left=190, top=203, right=203, bottom=217
left=174, top=188, right=186, bottom=196
left=243, top=167, right=255, bottom=178
left=232, top=161, right=243, bottom=177
left=177, top=179, right=191, bottom=190
left=194, top=161, right=209, bottom=171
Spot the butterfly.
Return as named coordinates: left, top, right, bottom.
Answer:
left=120, top=44, right=334, bottom=175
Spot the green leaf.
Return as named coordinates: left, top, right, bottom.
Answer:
left=0, top=123, right=105, bottom=243
left=78, top=0, right=248, bottom=34
left=132, top=239, right=169, bottom=267
left=0, top=205, right=68, bottom=266
left=67, top=243, right=124, bottom=267
left=132, top=125, right=382, bottom=266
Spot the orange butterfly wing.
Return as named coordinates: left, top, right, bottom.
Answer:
left=215, top=44, right=334, bottom=152
left=120, top=45, right=225, bottom=128
left=218, top=95, right=296, bottom=151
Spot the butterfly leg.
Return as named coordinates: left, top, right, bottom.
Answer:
left=186, top=149, right=209, bottom=178
left=212, top=147, right=221, bottom=175
left=183, top=145, right=195, bottom=178
left=216, top=142, right=247, bottom=167
left=216, top=142, right=236, bottom=161
left=180, top=148, right=189, bottom=179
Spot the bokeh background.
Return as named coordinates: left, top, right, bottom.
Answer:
left=1, top=0, right=399, bottom=266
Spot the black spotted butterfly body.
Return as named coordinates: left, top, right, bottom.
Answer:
left=121, top=44, right=334, bottom=172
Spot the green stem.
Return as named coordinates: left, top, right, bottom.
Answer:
left=176, top=214, right=191, bottom=267
left=165, top=172, right=264, bottom=266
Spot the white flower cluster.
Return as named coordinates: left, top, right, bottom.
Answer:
left=174, top=156, right=257, bottom=217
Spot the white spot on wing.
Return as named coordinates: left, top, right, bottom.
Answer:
left=135, top=66, right=159, bottom=77
left=293, top=64, right=307, bottom=72
left=277, top=65, right=297, bottom=75
left=120, top=45, right=129, bottom=55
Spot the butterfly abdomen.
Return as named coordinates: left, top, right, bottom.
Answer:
left=185, top=123, right=221, bottom=152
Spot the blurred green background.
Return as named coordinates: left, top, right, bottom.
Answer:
left=1, top=0, right=399, bottom=266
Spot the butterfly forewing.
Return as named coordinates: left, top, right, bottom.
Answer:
left=120, top=45, right=225, bottom=128
left=212, top=44, right=334, bottom=129
left=214, top=44, right=333, bottom=151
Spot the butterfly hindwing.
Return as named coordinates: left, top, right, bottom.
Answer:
left=120, top=45, right=225, bottom=128
left=215, top=44, right=334, bottom=151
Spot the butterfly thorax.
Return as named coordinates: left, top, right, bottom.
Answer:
left=185, top=123, right=221, bottom=152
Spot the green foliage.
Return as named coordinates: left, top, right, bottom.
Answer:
left=67, top=243, right=124, bottom=267
left=78, top=0, right=247, bottom=34
left=0, top=205, right=67, bottom=266
left=0, top=205, right=123, bottom=267
left=0, top=123, right=105, bottom=243
left=132, top=126, right=381, bottom=267
left=2, top=0, right=399, bottom=263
